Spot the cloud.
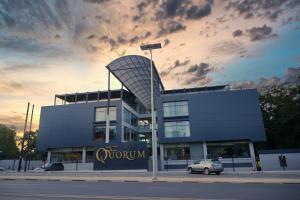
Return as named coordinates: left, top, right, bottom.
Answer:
left=185, top=1, right=213, bottom=19
left=246, top=24, right=277, bottom=41
left=0, top=114, right=25, bottom=131
left=226, top=0, right=300, bottom=21
left=0, top=0, right=64, bottom=31
left=0, top=79, right=24, bottom=95
left=157, top=21, right=186, bottom=37
left=2, top=63, right=49, bottom=72
left=232, top=29, right=243, bottom=37
left=174, top=59, right=190, bottom=68
left=183, top=62, right=214, bottom=85
left=163, top=38, right=170, bottom=47
left=159, top=59, right=190, bottom=78
left=210, top=40, right=246, bottom=57
left=230, top=67, right=300, bottom=91
left=155, top=0, right=213, bottom=20
left=83, top=0, right=110, bottom=4
left=284, top=67, right=300, bottom=84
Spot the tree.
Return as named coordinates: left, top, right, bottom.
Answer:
left=258, top=81, right=300, bottom=149
left=0, top=124, right=18, bottom=159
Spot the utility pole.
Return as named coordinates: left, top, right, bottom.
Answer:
left=24, top=104, right=34, bottom=172
left=140, top=43, right=162, bottom=180
left=18, top=102, right=30, bottom=172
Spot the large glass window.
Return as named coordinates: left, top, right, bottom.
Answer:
left=50, top=148, right=82, bottom=163
left=207, top=142, right=250, bottom=159
left=123, top=108, right=138, bottom=126
left=86, top=147, right=94, bottom=163
left=163, top=101, right=188, bottom=117
left=164, top=144, right=190, bottom=160
left=164, top=121, right=190, bottom=138
left=95, top=107, right=116, bottom=122
left=123, top=126, right=144, bottom=142
left=94, top=125, right=116, bottom=141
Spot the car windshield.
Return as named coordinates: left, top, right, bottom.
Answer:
left=212, top=160, right=221, bottom=164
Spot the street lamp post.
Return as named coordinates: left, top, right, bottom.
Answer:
left=140, top=43, right=161, bottom=180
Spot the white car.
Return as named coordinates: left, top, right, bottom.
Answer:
left=33, top=166, right=45, bottom=172
left=0, top=166, right=5, bottom=171
left=187, top=159, right=224, bottom=175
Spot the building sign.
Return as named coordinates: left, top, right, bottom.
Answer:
left=93, top=142, right=148, bottom=170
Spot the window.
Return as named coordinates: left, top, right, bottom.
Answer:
left=123, top=108, right=138, bottom=126
left=207, top=142, right=250, bottom=159
left=94, top=125, right=116, bottom=141
left=163, top=101, right=188, bottom=117
left=164, top=121, right=190, bottom=138
left=123, top=126, right=144, bottom=142
left=86, top=147, right=94, bottom=163
left=164, top=144, right=190, bottom=160
left=50, top=148, right=82, bottom=163
left=95, top=107, right=116, bottom=122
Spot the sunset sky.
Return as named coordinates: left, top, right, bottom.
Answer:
left=0, top=0, right=300, bottom=133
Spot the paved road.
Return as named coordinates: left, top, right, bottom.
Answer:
left=0, top=180, right=299, bottom=200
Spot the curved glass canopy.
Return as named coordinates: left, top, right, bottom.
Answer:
left=106, top=55, right=164, bottom=109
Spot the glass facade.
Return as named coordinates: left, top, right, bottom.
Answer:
left=123, top=126, right=140, bottom=142
left=123, top=108, right=138, bottom=126
left=86, top=147, right=94, bottom=163
left=163, top=101, right=188, bottom=117
left=94, top=125, right=116, bottom=141
left=95, top=107, right=116, bottom=122
left=164, top=144, right=190, bottom=160
left=207, top=141, right=250, bottom=159
left=51, top=148, right=82, bottom=163
left=164, top=121, right=190, bottom=138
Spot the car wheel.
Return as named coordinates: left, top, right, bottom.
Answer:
left=204, top=168, right=210, bottom=175
left=188, top=167, right=193, bottom=174
left=216, top=171, right=221, bottom=175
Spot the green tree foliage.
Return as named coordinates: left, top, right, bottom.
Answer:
left=259, top=82, right=300, bottom=149
left=0, top=124, right=18, bottom=159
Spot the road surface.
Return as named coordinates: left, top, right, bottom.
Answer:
left=0, top=179, right=299, bottom=200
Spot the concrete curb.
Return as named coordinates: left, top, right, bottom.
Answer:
left=1, top=176, right=299, bottom=185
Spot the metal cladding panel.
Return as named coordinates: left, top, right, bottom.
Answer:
left=93, top=142, right=148, bottom=170
left=37, top=100, right=122, bottom=151
left=106, top=55, right=164, bottom=109
left=157, top=89, right=266, bottom=143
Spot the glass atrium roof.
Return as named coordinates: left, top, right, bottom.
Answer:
left=106, top=55, right=164, bottom=109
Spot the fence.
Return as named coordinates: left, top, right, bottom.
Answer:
left=0, top=159, right=44, bottom=171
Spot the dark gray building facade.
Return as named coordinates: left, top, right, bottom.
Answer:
left=37, top=55, right=266, bottom=170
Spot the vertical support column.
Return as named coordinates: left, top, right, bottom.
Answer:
left=97, top=90, right=100, bottom=102
left=47, top=150, right=51, bottom=163
left=249, top=142, right=256, bottom=171
left=82, top=147, right=86, bottom=163
left=86, top=92, right=88, bottom=103
left=120, top=84, right=123, bottom=101
left=203, top=142, right=207, bottom=159
left=105, top=71, right=111, bottom=144
left=54, top=95, right=57, bottom=106
left=64, top=94, right=67, bottom=105
left=150, top=49, right=158, bottom=180
left=75, top=93, right=78, bottom=104
left=159, top=144, right=164, bottom=171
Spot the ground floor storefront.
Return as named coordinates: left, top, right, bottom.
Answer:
left=46, top=140, right=256, bottom=171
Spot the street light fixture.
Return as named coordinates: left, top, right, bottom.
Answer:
left=140, top=43, right=161, bottom=180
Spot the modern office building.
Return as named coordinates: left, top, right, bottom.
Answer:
left=37, top=55, right=266, bottom=171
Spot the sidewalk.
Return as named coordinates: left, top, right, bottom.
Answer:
left=1, top=171, right=300, bottom=184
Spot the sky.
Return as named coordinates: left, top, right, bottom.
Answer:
left=0, top=0, right=300, bottom=133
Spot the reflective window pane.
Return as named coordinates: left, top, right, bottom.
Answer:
left=95, top=107, right=116, bottom=122
left=164, top=121, right=190, bottom=138
left=207, top=142, right=250, bottom=159
left=164, top=144, right=190, bottom=160
left=163, top=101, right=189, bottom=117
